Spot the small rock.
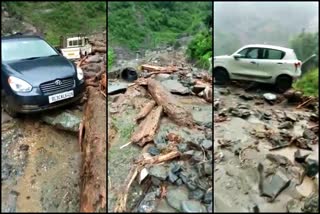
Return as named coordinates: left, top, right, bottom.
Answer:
left=175, top=178, right=183, bottom=186
left=166, top=186, right=189, bottom=211
left=203, top=189, right=212, bottom=204
left=287, top=199, right=303, bottom=212
left=201, top=140, right=212, bottom=150
left=285, top=112, right=297, bottom=122
left=87, top=55, right=102, bottom=63
left=192, top=151, right=203, bottom=162
left=170, top=163, right=182, bottom=173
left=303, top=159, right=319, bottom=177
left=186, top=180, right=197, bottom=191
left=239, top=94, right=254, bottom=100
left=203, top=163, right=212, bottom=175
left=148, top=146, right=160, bottom=156
left=168, top=171, right=178, bottom=183
left=181, top=200, right=207, bottom=212
left=219, top=88, right=230, bottom=95
left=138, top=192, right=157, bottom=212
left=263, top=93, right=277, bottom=101
left=207, top=202, right=212, bottom=212
left=149, top=165, right=167, bottom=181
left=151, top=177, right=161, bottom=186
left=263, top=112, right=272, bottom=120
left=189, top=189, right=204, bottom=200
left=178, top=143, right=188, bottom=152
left=303, top=129, right=317, bottom=140
left=19, top=144, right=29, bottom=151
left=278, top=121, right=293, bottom=129
left=302, top=193, right=318, bottom=213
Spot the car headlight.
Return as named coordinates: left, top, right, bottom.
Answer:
left=8, top=76, right=32, bottom=92
left=77, top=67, right=84, bottom=81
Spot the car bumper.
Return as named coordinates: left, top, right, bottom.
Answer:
left=6, top=83, right=85, bottom=113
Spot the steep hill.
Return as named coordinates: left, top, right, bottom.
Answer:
left=2, top=2, right=106, bottom=45
left=108, top=1, right=212, bottom=50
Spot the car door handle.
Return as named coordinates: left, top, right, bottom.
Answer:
left=250, top=61, right=257, bottom=64
left=277, top=62, right=283, bottom=64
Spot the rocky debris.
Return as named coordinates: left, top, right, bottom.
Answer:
left=263, top=93, right=277, bottom=104
left=302, top=193, right=319, bottom=213
left=287, top=199, right=304, bottom=212
left=161, top=79, right=190, bottom=95
left=107, top=82, right=128, bottom=95
left=166, top=186, right=189, bottom=211
left=137, top=192, right=157, bottom=212
left=213, top=81, right=319, bottom=212
left=181, top=200, right=207, bottom=212
left=41, top=111, right=82, bottom=132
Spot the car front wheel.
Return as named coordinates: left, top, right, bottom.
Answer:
left=3, top=95, right=18, bottom=118
left=214, top=68, right=230, bottom=85
left=275, top=75, right=292, bottom=93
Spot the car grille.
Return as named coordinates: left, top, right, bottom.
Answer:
left=40, top=78, right=75, bottom=94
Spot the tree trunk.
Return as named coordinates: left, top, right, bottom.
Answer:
left=80, top=86, right=106, bottom=212
left=146, top=79, right=195, bottom=128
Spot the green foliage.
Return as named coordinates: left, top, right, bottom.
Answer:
left=108, top=49, right=115, bottom=71
left=108, top=2, right=211, bottom=50
left=187, top=30, right=212, bottom=69
left=290, top=32, right=318, bottom=69
left=4, top=2, right=106, bottom=46
left=293, top=68, right=319, bottom=97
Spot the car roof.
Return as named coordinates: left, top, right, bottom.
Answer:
left=1, top=35, right=43, bottom=41
left=241, top=44, right=293, bottom=52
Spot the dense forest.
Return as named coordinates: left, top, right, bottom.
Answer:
left=3, top=1, right=106, bottom=45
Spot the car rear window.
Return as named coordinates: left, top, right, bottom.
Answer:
left=1, top=39, right=58, bottom=62
left=264, top=49, right=285, bottom=60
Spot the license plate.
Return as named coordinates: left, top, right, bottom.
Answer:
left=48, top=90, right=74, bottom=103
left=68, top=53, right=75, bottom=56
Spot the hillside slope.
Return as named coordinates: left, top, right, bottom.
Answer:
left=108, top=2, right=212, bottom=50
left=2, top=2, right=106, bottom=45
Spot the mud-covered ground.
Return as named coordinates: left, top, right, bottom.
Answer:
left=214, top=82, right=319, bottom=212
left=1, top=108, right=82, bottom=212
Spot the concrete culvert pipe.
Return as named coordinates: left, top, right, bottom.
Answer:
left=121, top=67, right=138, bottom=82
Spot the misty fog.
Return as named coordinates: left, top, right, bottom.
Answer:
left=214, top=1, right=319, bottom=56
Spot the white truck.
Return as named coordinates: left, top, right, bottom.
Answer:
left=59, top=35, right=92, bottom=60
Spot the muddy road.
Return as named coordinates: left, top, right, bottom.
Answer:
left=214, top=82, right=319, bottom=212
left=1, top=108, right=82, bottom=212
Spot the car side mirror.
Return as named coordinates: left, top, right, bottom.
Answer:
left=233, top=54, right=243, bottom=60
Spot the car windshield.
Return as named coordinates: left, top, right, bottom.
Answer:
left=1, top=39, right=58, bottom=62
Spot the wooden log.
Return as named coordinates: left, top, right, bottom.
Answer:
left=135, top=100, right=156, bottom=122
left=80, top=86, right=106, bottom=212
left=147, top=79, right=195, bottom=128
left=130, top=106, right=163, bottom=146
left=92, top=46, right=106, bottom=53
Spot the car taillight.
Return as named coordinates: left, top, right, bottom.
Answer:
left=294, top=61, right=301, bottom=69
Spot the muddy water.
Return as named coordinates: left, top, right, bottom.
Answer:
left=214, top=84, right=319, bottom=212
left=1, top=113, right=81, bottom=212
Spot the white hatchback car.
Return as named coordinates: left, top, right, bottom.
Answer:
left=213, top=44, right=302, bottom=91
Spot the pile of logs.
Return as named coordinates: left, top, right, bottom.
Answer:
left=79, top=37, right=107, bottom=212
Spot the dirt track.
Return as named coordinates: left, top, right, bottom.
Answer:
left=1, top=109, right=81, bottom=212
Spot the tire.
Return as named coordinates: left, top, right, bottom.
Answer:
left=3, top=95, right=18, bottom=118
left=275, top=75, right=292, bottom=93
left=214, top=68, right=230, bottom=85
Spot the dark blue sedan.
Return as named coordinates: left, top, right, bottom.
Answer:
left=1, top=35, right=85, bottom=117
